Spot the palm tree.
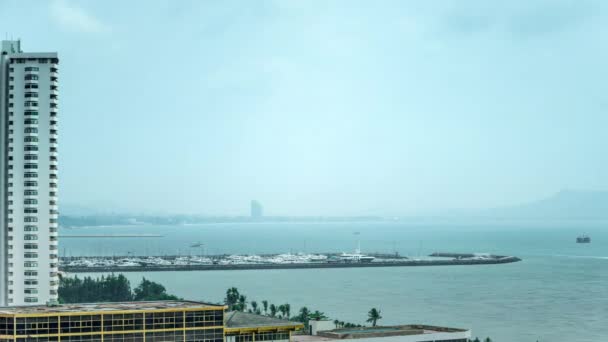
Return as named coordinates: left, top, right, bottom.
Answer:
left=225, top=288, right=239, bottom=310
left=270, top=304, right=277, bottom=317
left=366, top=308, right=382, bottom=327
left=251, top=301, right=258, bottom=313
left=484, top=338, right=492, bottom=342
left=298, top=307, right=310, bottom=324
left=309, top=311, right=328, bottom=321
left=472, top=338, right=481, bottom=342
left=339, top=321, right=345, bottom=328
left=262, top=300, right=269, bottom=315
left=278, top=304, right=287, bottom=318
left=333, top=319, right=339, bottom=329
left=284, top=303, right=291, bottom=319
left=237, top=295, right=247, bottom=312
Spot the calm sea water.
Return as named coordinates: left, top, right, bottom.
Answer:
left=61, top=221, right=608, bottom=342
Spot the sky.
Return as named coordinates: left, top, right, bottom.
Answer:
left=1, top=0, right=607, bottom=216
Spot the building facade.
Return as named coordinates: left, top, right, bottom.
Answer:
left=297, top=324, right=471, bottom=342
left=224, top=311, right=303, bottom=342
left=0, top=301, right=226, bottom=342
left=0, top=40, right=59, bottom=306
left=0, top=301, right=303, bottom=342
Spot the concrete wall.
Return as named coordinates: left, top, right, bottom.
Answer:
left=309, top=320, right=336, bottom=335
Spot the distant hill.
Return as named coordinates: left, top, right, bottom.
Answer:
left=479, top=190, right=608, bottom=220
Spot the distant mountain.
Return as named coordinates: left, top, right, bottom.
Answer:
left=479, top=190, right=608, bottom=220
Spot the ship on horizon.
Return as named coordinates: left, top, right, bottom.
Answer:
left=576, top=235, right=591, bottom=243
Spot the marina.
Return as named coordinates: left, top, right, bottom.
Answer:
left=59, top=251, right=521, bottom=273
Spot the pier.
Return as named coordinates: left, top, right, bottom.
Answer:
left=59, top=252, right=521, bottom=273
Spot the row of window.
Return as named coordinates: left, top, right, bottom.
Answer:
left=6, top=156, right=57, bottom=164
left=7, top=270, right=58, bottom=277
left=0, top=319, right=223, bottom=340
left=7, top=174, right=58, bottom=181
left=7, top=84, right=58, bottom=91
left=7, top=217, right=58, bottom=224
left=7, top=119, right=58, bottom=125
left=7, top=191, right=57, bottom=197
left=8, top=201, right=58, bottom=208
left=8, top=252, right=59, bottom=260
left=6, top=137, right=58, bottom=144
left=8, top=65, right=57, bottom=72
left=13, top=243, right=59, bottom=250
left=8, top=93, right=58, bottom=100
left=19, top=165, right=57, bottom=172
left=6, top=101, right=58, bottom=109
left=7, top=110, right=58, bottom=117
left=10, top=57, right=59, bottom=63
left=7, top=226, right=57, bottom=233
left=8, top=235, right=58, bottom=242
left=7, top=182, right=58, bottom=188
left=228, top=332, right=290, bottom=342
left=7, top=210, right=59, bottom=215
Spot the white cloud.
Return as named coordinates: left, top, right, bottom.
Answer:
left=50, top=0, right=109, bottom=34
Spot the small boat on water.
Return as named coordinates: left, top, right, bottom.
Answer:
left=576, top=236, right=591, bottom=243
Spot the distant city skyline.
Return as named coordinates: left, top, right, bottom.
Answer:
left=1, top=1, right=608, bottom=216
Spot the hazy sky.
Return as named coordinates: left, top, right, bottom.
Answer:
left=1, top=0, right=607, bottom=216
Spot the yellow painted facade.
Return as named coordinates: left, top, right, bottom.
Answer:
left=0, top=303, right=227, bottom=342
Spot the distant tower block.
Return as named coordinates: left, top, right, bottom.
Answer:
left=0, top=40, right=60, bottom=306
left=250, top=200, right=263, bottom=219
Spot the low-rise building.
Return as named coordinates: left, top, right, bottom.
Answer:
left=0, top=301, right=304, bottom=342
left=225, top=311, right=303, bottom=342
left=0, top=301, right=225, bottom=342
left=294, top=324, right=471, bottom=342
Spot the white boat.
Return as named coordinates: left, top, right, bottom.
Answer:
left=338, top=252, right=375, bottom=263
left=337, top=241, right=375, bottom=263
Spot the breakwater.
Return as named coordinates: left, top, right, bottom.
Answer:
left=60, top=253, right=521, bottom=273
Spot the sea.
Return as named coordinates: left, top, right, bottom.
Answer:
left=60, top=220, right=608, bottom=342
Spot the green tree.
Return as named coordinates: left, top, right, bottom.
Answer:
left=333, top=319, right=340, bottom=329
left=297, top=307, right=310, bottom=326
left=251, top=301, right=258, bottom=313
left=225, top=288, right=240, bottom=310
left=284, top=303, right=291, bottom=319
left=133, top=278, right=179, bottom=301
left=366, top=308, right=382, bottom=327
left=59, top=274, right=133, bottom=303
left=484, top=338, right=492, bottom=342
left=237, top=295, right=247, bottom=312
left=262, top=300, right=269, bottom=315
left=270, top=304, right=278, bottom=317
left=278, top=304, right=287, bottom=318
left=309, top=311, right=328, bottom=321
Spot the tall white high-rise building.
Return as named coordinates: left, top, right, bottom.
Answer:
left=0, top=40, right=59, bottom=306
